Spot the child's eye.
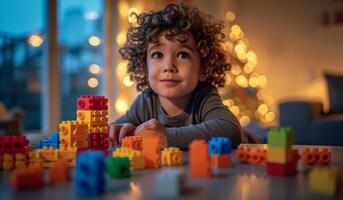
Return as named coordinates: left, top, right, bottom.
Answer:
left=151, top=52, right=163, bottom=59
left=177, top=51, right=190, bottom=59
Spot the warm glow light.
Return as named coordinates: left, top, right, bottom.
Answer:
left=249, top=76, right=259, bottom=87
left=117, top=61, right=128, bottom=78
left=123, top=75, right=134, bottom=86
left=265, top=112, right=275, bottom=122
left=258, top=104, right=268, bottom=115
left=247, top=51, right=257, bottom=63
left=88, top=77, right=99, bottom=88
left=239, top=115, right=250, bottom=127
left=128, top=7, right=139, bottom=23
left=257, top=90, right=267, bottom=100
left=234, top=44, right=245, bottom=54
left=116, top=32, right=126, bottom=45
left=235, top=75, right=248, bottom=87
left=225, top=11, right=236, bottom=21
left=84, top=11, right=98, bottom=20
left=229, top=105, right=240, bottom=116
left=237, top=52, right=247, bottom=62
left=88, top=36, right=101, bottom=46
left=244, top=63, right=255, bottom=74
left=119, top=1, right=129, bottom=18
left=231, top=64, right=242, bottom=75
left=231, top=24, right=241, bottom=35
left=115, top=98, right=129, bottom=115
left=28, top=34, right=43, bottom=47
left=89, top=64, right=101, bottom=74
left=225, top=73, right=232, bottom=85
left=229, top=32, right=239, bottom=41
left=258, top=75, right=267, bottom=88
left=223, top=99, right=234, bottom=107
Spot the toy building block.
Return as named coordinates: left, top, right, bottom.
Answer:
left=76, top=151, right=105, bottom=197
left=49, top=160, right=71, bottom=184
left=308, top=167, right=339, bottom=196
left=77, top=96, right=108, bottom=110
left=249, top=149, right=267, bottom=165
left=211, top=154, right=232, bottom=168
left=267, top=146, right=293, bottom=163
left=266, top=160, right=297, bottom=176
left=59, top=121, right=89, bottom=149
left=105, top=157, right=131, bottom=179
left=236, top=146, right=252, bottom=163
left=10, top=165, right=44, bottom=191
left=77, top=110, right=108, bottom=123
left=88, top=123, right=109, bottom=134
left=112, top=147, right=145, bottom=170
left=189, top=140, right=212, bottom=178
left=14, top=153, right=27, bottom=169
left=301, top=148, right=331, bottom=165
left=155, top=169, right=185, bottom=197
left=88, top=132, right=109, bottom=150
left=0, top=135, right=29, bottom=154
left=208, top=137, right=232, bottom=155
left=122, top=136, right=143, bottom=151
left=162, top=147, right=183, bottom=167
left=141, top=136, right=161, bottom=168
left=267, top=127, right=294, bottom=147
left=2, top=153, right=14, bottom=170
left=40, top=131, right=59, bottom=149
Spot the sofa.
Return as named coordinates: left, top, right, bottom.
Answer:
left=279, top=73, right=343, bottom=146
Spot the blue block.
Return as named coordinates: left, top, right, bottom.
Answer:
left=40, top=131, right=59, bottom=149
left=208, top=137, right=232, bottom=155
left=76, top=151, right=105, bottom=197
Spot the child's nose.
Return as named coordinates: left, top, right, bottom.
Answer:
left=163, top=65, right=178, bottom=73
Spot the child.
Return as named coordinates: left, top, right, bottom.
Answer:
left=110, top=2, right=244, bottom=149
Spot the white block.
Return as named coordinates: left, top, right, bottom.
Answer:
left=155, top=169, right=185, bottom=197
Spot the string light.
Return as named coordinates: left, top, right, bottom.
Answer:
left=265, top=112, right=275, bottom=122
left=117, top=61, right=128, bottom=78
left=231, top=64, right=242, bottom=75
left=89, top=64, right=101, bottom=74
left=225, top=11, right=236, bottom=22
left=116, top=32, right=126, bottom=45
left=115, top=98, right=129, bottom=115
left=88, top=78, right=99, bottom=88
left=88, top=36, right=101, bottom=46
left=84, top=11, right=98, bottom=20
left=229, top=105, right=240, bottom=116
left=123, top=75, right=134, bottom=86
left=239, top=115, right=250, bottom=127
left=258, top=104, right=268, bottom=115
left=235, top=75, right=248, bottom=87
left=28, top=34, right=43, bottom=47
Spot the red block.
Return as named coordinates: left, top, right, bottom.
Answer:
left=267, top=160, right=297, bottom=176
left=88, top=133, right=109, bottom=149
left=10, top=165, right=44, bottom=191
left=0, top=136, right=29, bottom=155
left=77, top=96, right=108, bottom=110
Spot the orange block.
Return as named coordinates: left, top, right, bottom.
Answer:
left=141, top=137, right=161, bottom=168
left=211, top=154, right=232, bottom=168
left=10, top=165, right=44, bottom=191
left=249, top=149, right=267, bottom=165
left=301, top=148, right=331, bottom=165
left=236, top=146, right=251, bottom=163
left=122, top=136, right=143, bottom=150
left=49, top=161, right=71, bottom=184
left=189, top=140, right=212, bottom=177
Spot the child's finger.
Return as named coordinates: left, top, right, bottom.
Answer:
left=118, top=124, right=135, bottom=143
left=109, top=124, right=122, bottom=146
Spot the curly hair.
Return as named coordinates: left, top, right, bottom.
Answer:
left=119, top=2, right=231, bottom=91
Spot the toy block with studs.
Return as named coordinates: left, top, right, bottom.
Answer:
left=162, top=147, right=183, bottom=167
left=301, top=148, right=331, bottom=165
left=75, top=151, right=105, bottom=197
left=0, top=136, right=29, bottom=154
left=77, top=110, right=108, bottom=123
left=105, top=156, right=131, bottom=179
left=88, top=132, right=109, bottom=150
left=77, top=95, right=108, bottom=110
left=308, top=167, right=339, bottom=196
left=49, top=160, right=71, bottom=184
left=211, top=154, right=232, bottom=168
left=112, top=147, right=145, bottom=170
left=267, top=127, right=294, bottom=147
left=208, top=137, right=232, bottom=155
left=155, top=169, right=185, bottom=197
left=189, top=140, right=212, bottom=177
left=122, top=136, right=143, bottom=151
left=249, top=148, right=267, bottom=165
left=267, top=146, right=293, bottom=163
left=236, top=146, right=252, bottom=163
left=88, top=123, right=109, bottom=134
left=10, top=165, right=44, bottom=191
left=141, top=136, right=161, bottom=168
left=40, top=131, right=59, bottom=149
left=59, top=121, right=89, bottom=149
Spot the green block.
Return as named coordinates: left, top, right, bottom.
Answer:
left=105, top=157, right=131, bottom=179
left=267, top=127, right=294, bottom=147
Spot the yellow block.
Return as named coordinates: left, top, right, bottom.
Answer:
left=112, top=147, right=145, bottom=170
left=162, top=147, right=183, bottom=166
left=267, top=146, right=293, bottom=163
left=59, top=120, right=89, bottom=148
left=309, top=167, right=338, bottom=196
left=77, top=110, right=108, bottom=123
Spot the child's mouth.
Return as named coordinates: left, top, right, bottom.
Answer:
left=160, top=79, right=181, bottom=86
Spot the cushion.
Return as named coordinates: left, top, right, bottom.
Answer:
left=324, top=73, right=343, bottom=113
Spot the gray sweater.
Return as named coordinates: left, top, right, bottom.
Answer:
left=113, top=82, right=243, bottom=149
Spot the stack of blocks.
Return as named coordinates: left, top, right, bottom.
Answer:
left=112, top=147, right=145, bottom=170
left=236, top=146, right=267, bottom=165
left=189, top=139, right=212, bottom=177
left=141, top=135, right=161, bottom=168
left=59, top=121, right=89, bottom=151
left=267, top=127, right=298, bottom=176
left=77, top=96, right=109, bottom=154
left=209, top=137, right=232, bottom=168
left=40, top=131, right=59, bottom=149
left=0, top=136, right=29, bottom=170
left=28, top=147, right=76, bottom=167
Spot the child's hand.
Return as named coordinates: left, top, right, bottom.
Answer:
left=109, top=123, right=136, bottom=146
left=134, top=119, right=168, bottom=148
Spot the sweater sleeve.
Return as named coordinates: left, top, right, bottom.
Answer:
left=165, top=93, right=243, bottom=149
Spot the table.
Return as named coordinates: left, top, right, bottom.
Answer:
left=1, top=144, right=342, bottom=200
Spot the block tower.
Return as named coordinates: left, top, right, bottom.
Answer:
left=266, top=127, right=298, bottom=176
left=189, top=140, right=212, bottom=177
left=208, top=137, right=232, bottom=168
left=77, top=96, right=109, bottom=154
left=0, top=136, right=29, bottom=170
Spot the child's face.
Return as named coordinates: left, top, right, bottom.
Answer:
left=146, top=33, right=201, bottom=100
